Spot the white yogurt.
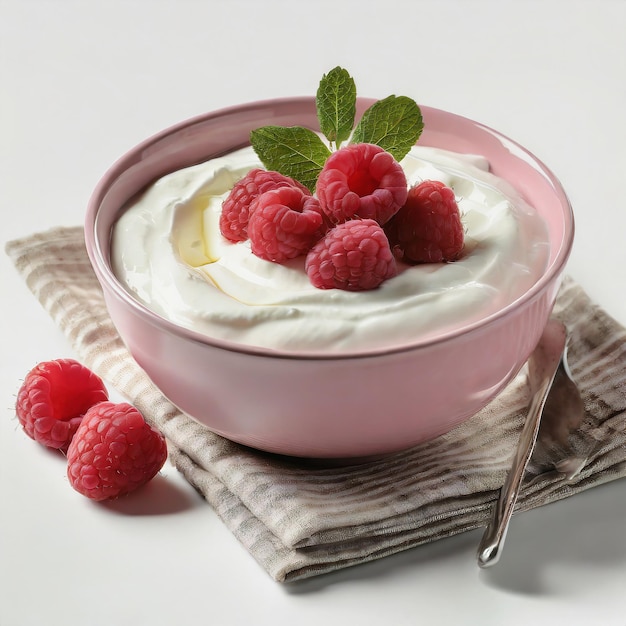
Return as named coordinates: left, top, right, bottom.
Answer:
left=111, top=145, right=550, bottom=353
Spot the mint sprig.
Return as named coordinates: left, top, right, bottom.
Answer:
left=250, top=126, right=331, bottom=193
left=351, top=95, right=424, bottom=162
left=249, top=67, right=423, bottom=190
left=316, top=66, right=356, bottom=150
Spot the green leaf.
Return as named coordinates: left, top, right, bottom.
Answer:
left=351, top=95, right=424, bottom=161
left=316, top=66, right=356, bottom=149
left=250, top=126, right=332, bottom=192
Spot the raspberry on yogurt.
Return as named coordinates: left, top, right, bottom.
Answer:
left=248, top=186, right=326, bottom=263
left=316, top=143, right=408, bottom=226
left=220, top=168, right=310, bottom=242
left=386, top=180, right=464, bottom=263
left=305, top=219, right=397, bottom=291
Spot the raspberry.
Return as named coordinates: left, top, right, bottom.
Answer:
left=316, top=143, right=408, bottom=226
left=385, top=180, right=464, bottom=263
left=305, top=219, right=398, bottom=291
left=219, top=168, right=310, bottom=242
left=16, top=359, right=109, bottom=451
left=248, top=186, right=325, bottom=263
left=66, top=402, right=168, bottom=501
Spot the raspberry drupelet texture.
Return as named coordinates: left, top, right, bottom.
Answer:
left=220, top=168, right=310, bottom=242
left=305, top=219, right=398, bottom=291
left=316, top=143, right=408, bottom=226
left=385, top=180, right=464, bottom=264
left=248, top=186, right=326, bottom=263
left=16, top=358, right=109, bottom=451
left=66, top=401, right=168, bottom=501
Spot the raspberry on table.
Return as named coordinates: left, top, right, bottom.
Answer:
left=385, top=180, right=464, bottom=263
left=316, top=143, right=408, bottom=226
left=66, top=401, right=168, bottom=501
left=248, top=186, right=326, bottom=263
left=219, top=168, right=310, bottom=242
left=15, top=358, right=109, bottom=451
left=305, top=219, right=398, bottom=291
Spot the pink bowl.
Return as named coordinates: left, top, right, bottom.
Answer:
left=85, top=97, right=574, bottom=458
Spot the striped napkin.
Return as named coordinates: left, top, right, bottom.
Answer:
left=6, top=226, right=626, bottom=582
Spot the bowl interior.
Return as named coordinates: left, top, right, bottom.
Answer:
left=86, top=97, right=574, bottom=355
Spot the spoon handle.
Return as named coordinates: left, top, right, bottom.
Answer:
left=477, top=319, right=567, bottom=568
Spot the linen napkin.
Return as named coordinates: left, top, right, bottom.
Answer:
left=6, top=226, right=626, bottom=582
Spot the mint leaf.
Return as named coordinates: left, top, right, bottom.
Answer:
left=250, top=126, right=331, bottom=192
left=351, top=95, right=424, bottom=161
left=316, top=66, right=356, bottom=149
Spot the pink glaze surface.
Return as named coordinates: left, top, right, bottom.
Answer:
left=85, top=98, right=574, bottom=458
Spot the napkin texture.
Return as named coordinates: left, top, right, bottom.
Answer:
left=6, top=226, right=626, bottom=582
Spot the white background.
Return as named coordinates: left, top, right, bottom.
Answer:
left=1, top=1, right=625, bottom=624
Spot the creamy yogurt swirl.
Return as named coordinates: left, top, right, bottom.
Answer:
left=111, top=145, right=550, bottom=354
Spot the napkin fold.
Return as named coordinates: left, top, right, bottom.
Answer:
left=6, top=226, right=626, bottom=582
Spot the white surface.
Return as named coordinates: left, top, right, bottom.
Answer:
left=1, top=1, right=625, bottom=624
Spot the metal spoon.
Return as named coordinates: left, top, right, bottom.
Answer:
left=477, top=318, right=568, bottom=568
left=526, top=341, right=589, bottom=482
